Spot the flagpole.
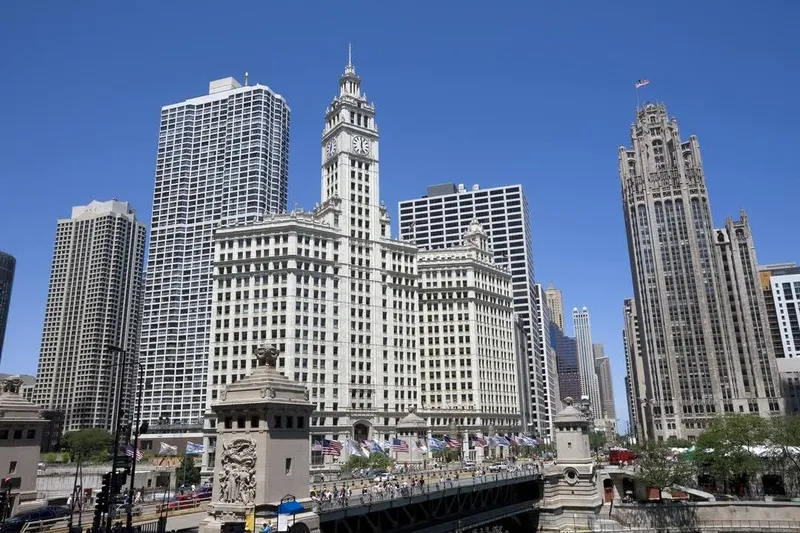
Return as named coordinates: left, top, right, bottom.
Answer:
left=636, top=85, right=640, bottom=109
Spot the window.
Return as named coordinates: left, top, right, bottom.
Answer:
left=285, top=458, right=292, bottom=475
left=8, top=462, right=16, bottom=474
left=273, top=416, right=282, bottom=428
left=12, top=430, right=21, bottom=440
left=26, top=430, right=35, bottom=440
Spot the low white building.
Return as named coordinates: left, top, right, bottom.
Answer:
left=417, top=220, right=522, bottom=447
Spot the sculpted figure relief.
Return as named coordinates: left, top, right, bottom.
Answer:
left=1, top=378, right=23, bottom=394
left=219, top=438, right=257, bottom=505
left=254, top=344, right=280, bottom=368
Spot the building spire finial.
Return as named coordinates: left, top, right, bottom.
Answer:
left=348, top=42, right=352, bottom=68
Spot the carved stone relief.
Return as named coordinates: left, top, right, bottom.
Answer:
left=219, top=438, right=257, bottom=505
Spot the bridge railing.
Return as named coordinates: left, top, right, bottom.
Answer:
left=313, top=467, right=540, bottom=513
left=588, top=517, right=800, bottom=532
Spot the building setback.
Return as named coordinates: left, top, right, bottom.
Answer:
left=202, top=56, right=419, bottom=473
left=0, top=251, right=14, bottom=364
left=544, top=283, right=564, bottom=332
left=593, top=344, right=616, bottom=422
left=623, top=297, right=650, bottom=441
left=758, top=264, right=800, bottom=414
left=573, top=307, right=601, bottom=421
left=536, top=284, right=560, bottom=438
left=398, top=184, right=546, bottom=437
left=619, top=103, right=782, bottom=440
left=139, top=76, right=290, bottom=427
left=417, top=221, right=521, bottom=444
left=33, top=200, right=145, bottom=432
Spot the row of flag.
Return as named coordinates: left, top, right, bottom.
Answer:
left=129, top=434, right=539, bottom=462
left=124, top=441, right=206, bottom=460
left=309, top=434, right=540, bottom=457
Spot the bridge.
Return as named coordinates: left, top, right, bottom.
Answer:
left=105, top=468, right=543, bottom=533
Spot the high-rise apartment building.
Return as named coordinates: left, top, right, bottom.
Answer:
left=33, top=200, right=146, bottom=432
left=623, top=297, right=650, bottom=441
left=536, top=284, right=560, bottom=438
left=140, top=76, right=290, bottom=426
left=555, top=330, right=581, bottom=404
left=573, top=307, right=601, bottom=421
left=202, top=56, right=419, bottom=472
left=0, top=251, right=15, bottom=363
left=620, top=103, right=782, bottom=440
left=544, top=283, right=564, bottom=331
left=398, top=183, right=544, bottom=436
left=759, top=264, right=800, bottom=413
left=593, top=344, right=616, bottom=422
left=417, top=221, right=521, bottom=437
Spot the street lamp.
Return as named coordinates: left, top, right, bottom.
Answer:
left=105, top=345, right=127, bottom=532
left=106, top=345, right=147, bottom=531
left=126, top=368, right=148, bottom=531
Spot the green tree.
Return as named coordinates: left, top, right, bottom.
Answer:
left=343, top=455, right=371, bottom=473
left=589, top=431, right=607, bottom=454
left=769, top=415, right=800, bottom=485
left=62, top=429, right=113, bottom=462
left=176, top=454, right=201, bottom=489
left=636, top=440, right=695, bottom=498
left=369, top=453, right=395, bottom=471
left=694, top=413, right=769, bottom=495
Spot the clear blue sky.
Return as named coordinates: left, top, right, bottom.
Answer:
left=1, top=2, right=798, bottom=429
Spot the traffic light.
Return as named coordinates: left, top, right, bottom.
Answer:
left=115, top=471, right=127, bottom=493
left=93, top=472, right=111, bottom=529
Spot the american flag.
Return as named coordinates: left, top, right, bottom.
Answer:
left=444, top=436, right=461, bottom=448
left=125, top=444, right=143, bottom=461
left=391, top=438, right=409, bottom=452
left=635, top=79, right=650, bottom=89
left=322, top=439, right=342, bottom=456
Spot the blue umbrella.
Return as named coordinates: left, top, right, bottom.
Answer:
left=277, top=500, right=304, bottom=515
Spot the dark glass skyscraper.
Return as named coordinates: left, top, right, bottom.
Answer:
left=0, top=251, right=14, bottom=363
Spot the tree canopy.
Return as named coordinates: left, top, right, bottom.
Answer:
left=176, top=454, right=201, bottom=488
left=694, top=413, right=769, bottom=493
left=635, top=440, right=695, bottom=495
left=343, top=453, right=395, bottom=472
left=61, top=429, right=113, bottom=462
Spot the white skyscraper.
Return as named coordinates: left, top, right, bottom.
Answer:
left=398, top=184, right=545, bottom=437
left=139, top=77, right=290, bottom=427
left=33, top=200, right=146, bottom=432
left=202, top=53, right=419, bottom=472
left=573, top=306, right=601, bottom=422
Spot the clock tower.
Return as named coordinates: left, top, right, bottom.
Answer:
left=320, top=45, right=381, bottom=239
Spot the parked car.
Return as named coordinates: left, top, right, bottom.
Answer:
left=114, top=503, right=143, bottom=517
left=373, top=471, right=395, bottom=482
left=0, top=506, right=70, bottom=533
left=488, top=462, right=508, bottom=472
left=194, top=486, right=212, bottom=499
left=158, top=495, right=199, bottom=513
left=462, top=461, right=477, bottom=471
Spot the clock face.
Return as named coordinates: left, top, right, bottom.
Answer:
left=352, top=136, right=371, bottom=155
left=325, top=139, right=338, bottom=159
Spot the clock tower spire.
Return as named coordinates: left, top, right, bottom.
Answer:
left=340, top=43, right=361, bottom=98
left=320, top=45, right=381, bottom=240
